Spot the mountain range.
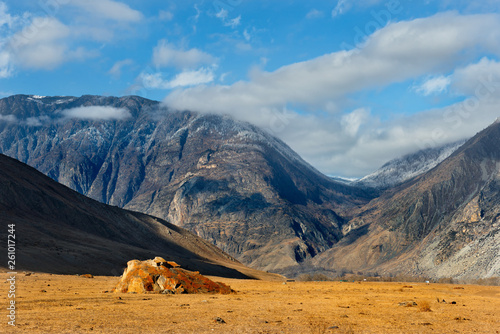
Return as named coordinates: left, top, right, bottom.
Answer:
left=0, top=94, right=498, bottom=279
left=0, top=95, right=372, bottom=272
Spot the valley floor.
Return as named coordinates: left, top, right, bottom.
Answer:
left=1, top=272, right=499, bottom=333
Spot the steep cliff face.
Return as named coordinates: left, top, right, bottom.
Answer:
left=0, top=95, right=372, bottom=271
left=312, top=121, right=500, bottom=279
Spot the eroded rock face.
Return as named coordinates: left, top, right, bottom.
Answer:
left=113, top=258, right=233, bottom=294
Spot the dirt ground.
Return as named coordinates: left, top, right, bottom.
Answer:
left=1, top=272, right=499, bottom=333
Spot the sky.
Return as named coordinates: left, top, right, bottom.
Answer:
left=1, top=0, right=500, bottom=178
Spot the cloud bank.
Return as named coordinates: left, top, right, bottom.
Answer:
left=163, top=12, right=500, bottom=177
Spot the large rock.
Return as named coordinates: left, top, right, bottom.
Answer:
left=113, top=257, right=233, bottom=294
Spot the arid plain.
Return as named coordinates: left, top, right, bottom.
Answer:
left=2, top=272, right=499, bottom=333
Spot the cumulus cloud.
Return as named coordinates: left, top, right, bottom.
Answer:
left=163, top=12, right=500, bottom=177
left=0, top=2, right=123, bottom=74
left=5, top=17, right=97, bottom=70
left=7, top=17, right=70, bottom=70
left=70, top=0, right=143, bottom=22
left=62, top=106, right=131, bottom=120
left=152, top=40, right=216, bottom=69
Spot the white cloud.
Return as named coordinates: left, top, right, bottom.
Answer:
left=3, top=17, right=98, bottom=71
left=215, top=8, right=241, bottom=28
left=243, top=29, right=251, bottom=41
left=152, top=39, right=216, bottom=69
left=332, top=0, right=348, bottom=18
left=226, top=15, right=241, bottom=29
left=141, top=67, right=216, bottom=90
left=163, top=12, right=500, bottom=177
left=415, top=76, right=451, bottom=96
left=166, top=13, right=500, bottom=117
left=306, top=9, right=324, bottom=20
left=451, top=57, right=500, bottom=96
left=108, top=59, right=133, bottom=79
left=25, top=115, right=50, bottom=126
left=215, top=8, right=228, bottom=20
left=8, top=17, right=70, bottom=70
left=0, top=50, right=12, bottom=78
left=0, top=114, right=16, bottom=122
left=0, top=1, right=14, bottom=28
left=70, top=0, right=143, bottom=22
left=62, top=106, right=132, bottom=120
left=341, top=108, right=370, bottom=137
left=71, top=25, right=114, bottom=43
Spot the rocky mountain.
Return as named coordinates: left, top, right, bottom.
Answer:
left=0, top=95, right=373, bottom=272
left=353, top=140, right=467, bottom=189
left=311, top=120, right=500, bottom=279
left=0, top=153, right=270, bottom=279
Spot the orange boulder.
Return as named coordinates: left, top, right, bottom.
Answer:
left=113, top=258, right=233, bottom=294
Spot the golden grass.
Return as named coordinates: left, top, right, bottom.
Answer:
left=1, top=273, right=500, bottom=333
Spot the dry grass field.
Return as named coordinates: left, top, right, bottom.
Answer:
left=2, top=272, right=499, bottom=333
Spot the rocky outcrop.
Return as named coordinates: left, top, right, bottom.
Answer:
left=113, top=257, right=232, bottom=294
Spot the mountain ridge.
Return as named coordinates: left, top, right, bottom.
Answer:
left=0, top=94, right=373, bottom=272
left=310, top=120, right=500, bottom=279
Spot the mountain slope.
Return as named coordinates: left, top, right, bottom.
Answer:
left=354, top=140, right=467, bottom=189
left=312, top=120, right=500, bottom=279
left=0, top=153, right=269, bottom=279
left=0, top=95, right=373, bottom=271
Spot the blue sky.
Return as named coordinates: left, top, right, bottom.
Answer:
left=1, top=0, right=500, bottom=177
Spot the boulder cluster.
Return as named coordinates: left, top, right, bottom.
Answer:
left=113, top=257, right=233, bottom=294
